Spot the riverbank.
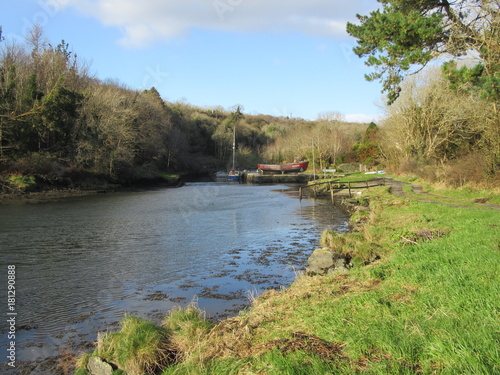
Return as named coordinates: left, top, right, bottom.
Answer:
left=0, top=174, right=184, bottom=205
left=75, top=180, right=500, bottom=374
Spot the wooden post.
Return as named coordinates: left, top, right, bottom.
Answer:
left=299, top=187, right=302, bottom=200
left=348, top=182, right=352, bottom=197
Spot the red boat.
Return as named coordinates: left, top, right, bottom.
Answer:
left=257, top=161, right=309, bottom=175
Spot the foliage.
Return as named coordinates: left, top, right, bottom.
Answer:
left=347, top=1, right=500, bottom=180
left=6, top=174, right=35, bottom=190
left=262, top=120, right=368, bottom=171
left=347, top=0, right=500, bottom=105
left=0, top=27, right=297, bottom=185
left=352, top=122, right=380, bottom=166
left=379, top=67, right=499, bottom=184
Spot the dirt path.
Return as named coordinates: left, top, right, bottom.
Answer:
left=384, top=178, right=500, bottom=211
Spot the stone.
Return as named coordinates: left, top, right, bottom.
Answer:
left=306, top=248, right=353, bottom=275
left=305, top=248, right=334, bottom=275
left=329, top=256, right=350, bottom=274
left=87, top=356, right=115, bottom=375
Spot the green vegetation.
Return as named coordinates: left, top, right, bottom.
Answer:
left=0, top=27, right=375, bottom=193
left=347, top=0, right=500, bottom=106
left=347, top=0, right=499, bottom=187
left=6, top=174, right=35, bottom=190
left=76, top=184, right=500, bottom=374
left=77, top=315, right=178, bottom=375
left=4, top=9, right=500, bottom=193
left=3, top=3, right=497, bottom=372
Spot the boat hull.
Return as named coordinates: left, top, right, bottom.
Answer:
left=257, top=161, right=309, bottom=174
left=227, top=170, right=241, bottom=181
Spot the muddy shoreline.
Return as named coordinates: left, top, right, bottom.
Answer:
left=0, top=181, right=183, bottom=205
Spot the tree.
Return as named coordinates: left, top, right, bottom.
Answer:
left=353, top=122, right=380, bottom=166
left=380, top=68, right=491, bottom=168
left=347, top=0, right=500, bottom=105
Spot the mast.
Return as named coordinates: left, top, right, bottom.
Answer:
left=232, top=123, right=236, bottom=171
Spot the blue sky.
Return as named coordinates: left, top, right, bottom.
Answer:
left=3, top=0, right=383, bottom=122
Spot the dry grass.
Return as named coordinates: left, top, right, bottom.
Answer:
left=162, top=305, right=213, bottom=362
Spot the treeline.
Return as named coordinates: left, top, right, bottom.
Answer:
left=3, top=25, right=496, bottom=192
left=0, top=27, right=375, bottom=191
left=262, top=114, right=376, bottom=171
left=0, top=27, right=287, bottom=188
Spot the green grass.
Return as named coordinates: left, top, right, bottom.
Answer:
left=401, top=183, right=500, bottom=208
left=339, top=172, right=385, bottom=183
left=75, top=315, right=177, bottom=375
left=396, top=175, right=500, bottom=206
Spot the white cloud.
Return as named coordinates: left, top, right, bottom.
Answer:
left=345, top=113, right=380, bottom=123
left=62, top=0, right=376, bottom=48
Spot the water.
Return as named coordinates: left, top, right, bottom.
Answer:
left=0, top=182, right=349, bottom=372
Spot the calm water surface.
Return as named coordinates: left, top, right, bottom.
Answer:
left=0, top=182, right=349, bottom=372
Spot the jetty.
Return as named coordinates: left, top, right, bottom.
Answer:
left=244, top=173, right=314, bottom=184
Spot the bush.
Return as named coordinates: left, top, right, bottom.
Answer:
left=6, top=174, right=36, bottom=191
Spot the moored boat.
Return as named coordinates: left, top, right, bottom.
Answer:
left=227, top=170, right=240, bottom=181
left=257, top=161, right=309, bottom=175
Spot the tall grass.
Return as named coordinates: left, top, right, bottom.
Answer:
left=91, top=315, right=177, bottom=375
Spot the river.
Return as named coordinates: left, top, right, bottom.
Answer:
left=0, top=182, right=350, bottom=373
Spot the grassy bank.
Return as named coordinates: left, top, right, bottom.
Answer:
left=76, top=183, right=500, bottom=374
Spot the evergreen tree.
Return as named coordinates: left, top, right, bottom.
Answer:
left=347, top=0, right=500, bottom=105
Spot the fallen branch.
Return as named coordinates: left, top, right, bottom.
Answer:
left=399, top=236, right=419, bottom=245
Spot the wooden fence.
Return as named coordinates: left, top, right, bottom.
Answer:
left=299, top=178, right=386, bottom=202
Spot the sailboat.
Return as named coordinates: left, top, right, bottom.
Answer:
left=227, top=123, right=240, bottom=181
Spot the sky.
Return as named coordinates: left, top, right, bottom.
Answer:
left=2, top=0, right=384, bottom=122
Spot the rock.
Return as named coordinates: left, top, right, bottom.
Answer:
left=329, top=254, right=352, bottom=274
left=305, top=248, right=335, bottom=275
left=306, top=248, right=353, bottom=275
left=87, top=356, right=115, bottom=375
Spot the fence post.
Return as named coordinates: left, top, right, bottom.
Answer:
left=348, top=182, right=352, bottom=197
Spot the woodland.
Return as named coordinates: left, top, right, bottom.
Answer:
left=2, top=0, right=500, bottom=192
left=0, top=26, right=372, bottom=191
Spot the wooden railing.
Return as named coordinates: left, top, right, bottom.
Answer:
left=299, top=178, right=386, bottom=202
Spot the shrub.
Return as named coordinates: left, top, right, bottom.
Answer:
left=7, top=174, right=36, bottom=191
